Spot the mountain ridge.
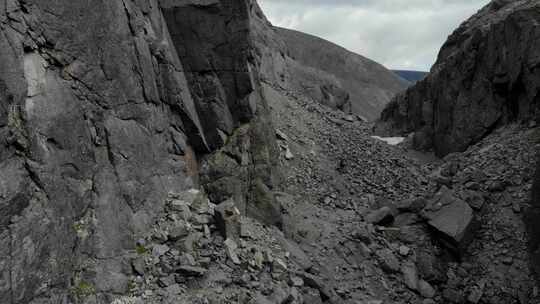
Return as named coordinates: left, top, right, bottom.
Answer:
left=274, top=27, right=408, bottom=121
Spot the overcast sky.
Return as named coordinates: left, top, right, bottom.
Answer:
left=258, top=0, right=490, bottom=71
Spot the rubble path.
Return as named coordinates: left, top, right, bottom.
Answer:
left=266, top=83, right=540, bottom=304
left=267, top=83, right=433, bottom=303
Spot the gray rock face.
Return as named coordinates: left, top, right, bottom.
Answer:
left=375, top=0, right=540, bottom=156
left=0, top=0, right=280, bottom=302
left=276, top=28, right=407, bottom=121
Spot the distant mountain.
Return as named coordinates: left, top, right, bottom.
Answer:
left=272, top=28, right=408, bottom=121
left=392, top=70, right=428, bottom=84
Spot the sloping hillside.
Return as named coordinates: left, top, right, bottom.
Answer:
left=393, top=70, right=428, bottom=84
left=276, top=28, right=408, bottom=121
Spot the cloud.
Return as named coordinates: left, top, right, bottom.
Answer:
left=258, top=0, right=490, bottom=71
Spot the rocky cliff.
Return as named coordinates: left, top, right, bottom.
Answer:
left=375, top=0, right=540, bottom=156
left=0, top=0, right=280, bottom=302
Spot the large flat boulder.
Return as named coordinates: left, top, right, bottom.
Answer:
left=422, top=187, right=479, bottom=254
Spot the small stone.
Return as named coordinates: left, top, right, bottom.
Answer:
left=176, top=265, right=207, bottom=277
left=272, top=258, right=288, bottom=279
left=152, top=244, right=170, bottom=257
left=240, top=221, right=251, bottom=238
left=289, top=276, right=304, bottom=287
left=344, top=115, right=355, bottom=122
left=224, top=238, right=241, bottom=264
left=488, top=180, right=505, bottom=192
left=502, top=257, right=513, bottom=265
left=273, top=258, right=288, bottom=272
left=512, top=202, right=521, bottom=213
left=443, top=288, right=463, bottom=303
left=461, top=190, right=485, bottom=210
left=465, top=182, right=480, bottom=190
left=214, top=199, right=241, bottom=239
left=168, top=223, right=188, bottom=241
left=170, top=201, right=192, bottom=220
left=399, top=245, right=410, bottom=256
left=179, top=253, right=196, bottom=266
left=276, top=129, right=289, bottom=141
left=158, top=275, right=176, bottom=287
left=467, top=281, right=485, bottom=303
left=366, top=207, right=394, bottom=225
left=183, top=232, right=202, bottom=252
left=131, top=258, right=145, bottom=276
left=418, top=280, right=435, bottom=298
left=194, top=214, right=211, bottom=225
left=376, top=249, right=400, bottom=273
left=429, top=169, right=452, bottom=186
left=203, top=225, right=211, bottom=238
left=396, top=197, right=427, bottom=213
left=199, top=257, right=211, bottom=267
left=165, top=284, right=182, bottom=295
left=253, top=250, right=264, bottom=268
left=285, top=147, right=294, bottom=160
left=401, top=262, right=419, bottom=290
left=298, top=272, right=336, bottom=301
left=354, top=224, right=373, bottom=244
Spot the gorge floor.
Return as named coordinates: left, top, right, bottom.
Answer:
left=119, top=84, right=539, bottom=304
left=266, top=82, right=540, bottom=304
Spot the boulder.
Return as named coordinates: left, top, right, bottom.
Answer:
left=224, top=238, right=241, bottom=265
left=375, top=249, right=400, bottom=274
left=418, top=280, right=436, bottom=298
left=401, top=262, right=419, bottom=290
left=214, top=199, right=241, bottom=240
left=422, top=189, right=479, bottom=254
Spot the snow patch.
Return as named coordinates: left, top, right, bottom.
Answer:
left=371, top=136, right=405, bottom=146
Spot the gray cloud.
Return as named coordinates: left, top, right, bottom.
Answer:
left=258, top=0, right=490, bottom=71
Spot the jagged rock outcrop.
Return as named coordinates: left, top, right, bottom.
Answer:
left=0, top=0, right=280, bottom=302
left=375, top=0, right=540, bottom=156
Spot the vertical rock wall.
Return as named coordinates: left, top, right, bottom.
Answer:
left=0, top=0, right=280, bottom=302
left=160, top=0, right=282, bottom=227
